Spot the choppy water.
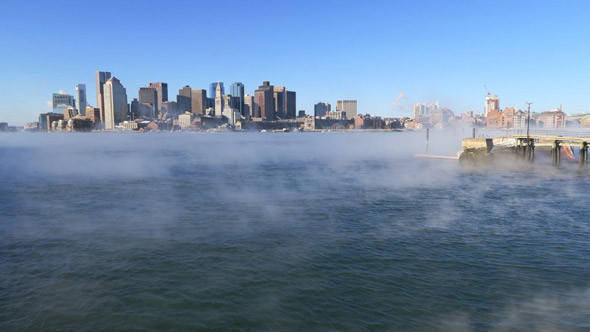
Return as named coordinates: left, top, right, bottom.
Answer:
left=1, top=132, right=589, bottom=331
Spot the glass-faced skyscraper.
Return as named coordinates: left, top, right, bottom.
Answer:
left=229, top=82, right=244, bottom=115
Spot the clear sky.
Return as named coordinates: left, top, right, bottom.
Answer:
left=1, top=0, right=590, bottom=125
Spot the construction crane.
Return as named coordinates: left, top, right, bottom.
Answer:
left=484, top=84, right=491, bottom=96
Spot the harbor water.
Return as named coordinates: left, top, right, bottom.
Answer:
left=1, top=132, right=589, bottom=331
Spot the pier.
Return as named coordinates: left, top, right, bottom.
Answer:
left=461, top=133, right=590, bottom=167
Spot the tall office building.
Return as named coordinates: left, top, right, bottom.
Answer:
left=103, top=77, right=128, bottom=130
left=412, top=102, right=439, bottom=119
left=160, top=101, right=178, bottom=115
left=52, top=92, right=75, bottom=111
left=314, top=102, right=331, bottom=117
left=274, top=87, right=296, bottom=119
left=254, top=81, right=275, bottom=120
left=95, top=71, right=112, bottom=123
left=139, top=87, right=158, bottom=118
left=214, top=82, right=224, bottom=117
left=191, top=89, right=207, bottom=115
left=274, top=87, right=286, bottom=119
left=229, top=82, right=245, bottom=115
left=149, top=82, right=168, bottom=112
left=336, top=100, right=357, bottom=119
left=485, top=94, right=499, bottom=117
left=177, top=85, right=191, bottom=113
left=286, top=90, right=296, bottom=119
left=130, top=98, right=140, bottom=120
left=243, top=94, right=254, bottom=117
left=75, top=84, right=87, bottom=116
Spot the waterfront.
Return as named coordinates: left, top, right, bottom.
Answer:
left=1, top=132, right=589, bottom=331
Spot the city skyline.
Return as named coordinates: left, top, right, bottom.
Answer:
left=2, top=1, right=590, bottom=125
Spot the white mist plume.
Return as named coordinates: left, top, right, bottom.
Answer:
left=392, top=91, right=406, bottom=108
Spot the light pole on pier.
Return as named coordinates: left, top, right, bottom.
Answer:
left=525, top=101, right=533, bottom=140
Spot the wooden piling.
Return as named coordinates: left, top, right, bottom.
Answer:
left=551, top=141, right=561, bottom=166
left=580, top=141, right=588, bottom=167
left=526, top=139, right=535, bottom=163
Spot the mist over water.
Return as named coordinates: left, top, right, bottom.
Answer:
left=1, top=132, right=589, bottom=331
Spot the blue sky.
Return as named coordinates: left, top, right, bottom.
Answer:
left=1, top=0, right=589, bottom=125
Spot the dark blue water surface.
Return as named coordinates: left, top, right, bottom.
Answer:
left=1, top=132, right=589, bottom=331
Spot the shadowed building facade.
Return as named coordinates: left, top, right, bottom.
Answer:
left=254, top=81, right=275, bottom=120
left=191, top=89, right=207, bottom=115
left=149, top=82, right=168, bottom=113
left=177, top=85, right=191, bottom=113
left=139, top=87, right=158, bottom=119
left=314, top=102, right=331, bottom=117
left=95, top=71, right=112, bottom=123
left=230, top=82, right=245, bottom=115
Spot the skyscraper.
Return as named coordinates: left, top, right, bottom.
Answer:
left=254, top=81, right=275, bottom=120
left=274, top=87, right=286, bottom=119
left=130, top=98, right=140, bottom=120
left=273, top=87, right=296, bottom=119
left=139, top=87, right=158, bottom=118
left=177, top=85, right=191, bottom=113
left=149, top=82, right=168, bottom=113
left=314, top=102, right=331, bottom=117
left=191, top=89, right=207, bottom=115
left=243, top=94, right=255, bottom=118
left=229, top=82, right=245, bottom=115
left=336, top=100, right=357, bottom=119
left=214, top=82, right=223, bottom=117
left=412, top=102, right=439, bottom=119
left=95, top=71, right=112, bottom=123
left=103, top=77, right=128, bottom=130
left=286, top=90, right=296, bottom=119
left=485, top=94, right=499, bottom=117
left=75, top=84, right=87, bottom=116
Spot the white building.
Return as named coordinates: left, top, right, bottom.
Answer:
left=214, top=82, right=223, bottom=117
left=223, top=105, right=240, bottom=126
left=178, top=112, right=194, bottom=129
left=75, top=84, right=87, bottom=116
left=103, top=77, right=128, bottom=131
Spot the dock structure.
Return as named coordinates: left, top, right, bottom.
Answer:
left=512, top=135, right=589, bottom=167
left=461, top=134, right=589, bottom=167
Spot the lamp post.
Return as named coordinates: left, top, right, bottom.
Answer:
left=525, top=101, right=534, bottom=162
left=525, top=101, right=533, bottom=140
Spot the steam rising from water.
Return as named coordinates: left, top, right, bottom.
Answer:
left=1, top=131, right=589, bottom=331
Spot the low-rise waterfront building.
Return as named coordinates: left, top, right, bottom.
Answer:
left=178, top=112, right=194, bottom=129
